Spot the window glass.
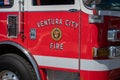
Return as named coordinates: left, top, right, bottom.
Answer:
left=0, top=0, right=14, bottom=8
left=33, top=0, right=74, bottom=6
left=83, top=0, right=120, bottom=11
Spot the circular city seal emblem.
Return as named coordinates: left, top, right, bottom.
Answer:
left=51, top=28, right=62, bottom=41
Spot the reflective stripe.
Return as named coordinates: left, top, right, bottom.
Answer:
left=81, top=58, right=120, bottom=71
left=34, top=55, right=79, bottom=70
left=34, top=55, right=120, bottom=71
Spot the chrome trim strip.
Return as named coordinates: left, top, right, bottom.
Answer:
left=89, top=15, right=104, bottom=23
left=18, top=0, right=22, bottom=33
left=99, top=10, right=120, bottom=17
left=0, top=41, right=41, bottom=80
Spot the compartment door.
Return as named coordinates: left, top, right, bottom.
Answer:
left=27, top=0, right=80, bottom=71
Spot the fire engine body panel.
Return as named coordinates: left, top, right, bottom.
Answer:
left=0, top=0, right=120, bottom=80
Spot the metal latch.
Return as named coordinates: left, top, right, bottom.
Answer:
left=30, top=28, right=36, bottom=40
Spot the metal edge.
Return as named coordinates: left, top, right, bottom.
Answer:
left=99, top=10, right=120, bottom=17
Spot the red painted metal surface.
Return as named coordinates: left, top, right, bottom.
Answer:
left=27, top=12, right=80, bottom=58
left=0, top=7, right=120, bottom=80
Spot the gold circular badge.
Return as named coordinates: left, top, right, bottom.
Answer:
left=51, top=28, right=62, bottom=41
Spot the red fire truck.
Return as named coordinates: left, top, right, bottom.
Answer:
left=0, top=0, right=120, bottom=80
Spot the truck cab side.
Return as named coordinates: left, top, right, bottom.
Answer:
left=0, top=0, right=120, bottom=80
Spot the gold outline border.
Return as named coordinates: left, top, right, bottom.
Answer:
left=51, top=28, right=62, bottom=41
